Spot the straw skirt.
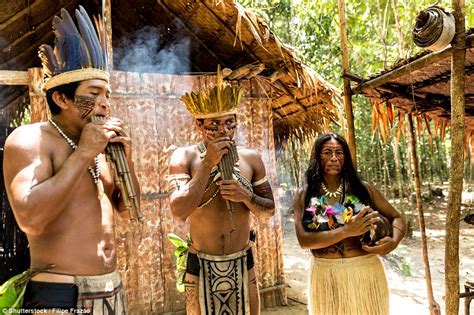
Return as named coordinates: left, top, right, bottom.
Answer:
left=308, top=254, right=389, bottom=315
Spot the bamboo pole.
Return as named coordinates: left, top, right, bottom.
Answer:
left=407, top=114, right=441, bottom=315
left=351, top=34, right=474, bottom=95
left=0, top=70, right=29, bottom=85
left=337, top=0, right=357, bottom=168
left=445, top=0, right=465, bottom=313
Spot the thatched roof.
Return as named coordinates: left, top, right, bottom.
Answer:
left=351, top=29, right=474, bottom=135
left=0, top=0, right=341, bottom=141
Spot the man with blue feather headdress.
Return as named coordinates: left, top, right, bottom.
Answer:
left=2, top=6, right=139, bottom=314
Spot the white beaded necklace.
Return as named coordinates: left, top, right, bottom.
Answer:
left=321, top=182, right=343, bottom=199
left=49, top=119, right=103, bottom=197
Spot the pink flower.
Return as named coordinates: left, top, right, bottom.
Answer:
left=325, top=205, right=335, bottom=215
left=305, top=205, right=317, bottom=213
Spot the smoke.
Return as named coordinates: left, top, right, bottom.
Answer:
left=115, top=25, right=191, bottom=74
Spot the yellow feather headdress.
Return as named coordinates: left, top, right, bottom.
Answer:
left=38, top=6, right=109, bottom=91
left=181, top=66, right=243, bottom=119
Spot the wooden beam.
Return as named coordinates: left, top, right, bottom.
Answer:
left=0, top=71, right=29, bottom=85
left=352, top=33, right=474, bottom=95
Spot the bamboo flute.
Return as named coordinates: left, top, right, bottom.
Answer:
left=218, top=141, right=239, bottom=232
left=91, top=116, right=142, bottom=221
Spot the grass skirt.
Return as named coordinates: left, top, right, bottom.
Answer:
left=308, top=254, right=389, bottom=315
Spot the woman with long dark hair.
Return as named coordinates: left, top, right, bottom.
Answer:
left=293, top=133, right=406, bottom=315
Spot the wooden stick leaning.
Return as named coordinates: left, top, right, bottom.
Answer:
left=91, top=116, right=142, bottom=221
left=217, top=141, right=239, bottom=233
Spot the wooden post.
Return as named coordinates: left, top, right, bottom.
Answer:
left=407, top=114, right=441, bottom=315
left=28, top=68, right=49, bottom=123
left=337, top=0, right=357, bottom=168
left=103, top=0, right=113, bottom=70
left=445, top=0, right=465, bottom=313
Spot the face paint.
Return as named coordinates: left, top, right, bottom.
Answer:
left=202, top=119, right=237, bottom=140
left=74, top=95, right=98, bottom=120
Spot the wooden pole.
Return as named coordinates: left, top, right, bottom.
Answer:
left=103, top=0, right=113, bottom=70
left=445, top=1, right=465, bottom=313
left=0, top=70, right=29, bottom=85
left=351, top=34, right=474, bottom=95
left=407, top=114, right=440, bottom=314
left=28, top=68, right=49, bottom=123
left=337, top=0, right=357, bottom=168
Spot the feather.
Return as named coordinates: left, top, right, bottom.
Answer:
left=93, top=15, right=108, bottom=67
left=76, top=5, right=104, bottom=69
left=38, top=45, right=57, bottom=77
left=75, top=10, right=100, bottom=68
left=60, top=8, right=80, bottom=35
left=52, top=9, right=91, bottom=72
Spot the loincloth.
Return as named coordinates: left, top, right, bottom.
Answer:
left=186, top=247, right=254, bottom=276
left=197, top=245, right=252, bottom=315
left=75, top=270, right=126, bottom=315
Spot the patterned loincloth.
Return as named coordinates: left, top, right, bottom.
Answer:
left=198, top=246, right=251, bottom=315
left=74, top=270, right=126, bottom=315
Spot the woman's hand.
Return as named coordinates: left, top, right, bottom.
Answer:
left=343, top=206, right=380, bottom=237
left=362, top=236, right=397, bottom=255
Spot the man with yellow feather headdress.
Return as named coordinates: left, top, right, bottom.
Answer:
left=168, top=69, right=275, bottom=314
left=3, top=6, right=139, bottom=313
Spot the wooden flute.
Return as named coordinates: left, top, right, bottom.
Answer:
left=91, top=116, right=142, bottom=221
left=218, top=141, right=239, bottom=232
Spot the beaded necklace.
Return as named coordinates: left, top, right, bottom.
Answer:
left=49, top=119, right=103, bottom=198
left=321, top=182, right=343, bottom=199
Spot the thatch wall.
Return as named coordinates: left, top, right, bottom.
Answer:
left=29, top=70, right=286, bottom=313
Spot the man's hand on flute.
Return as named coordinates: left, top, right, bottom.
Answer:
left=216, top=179, right=252, bottom=203
left=101, top=117, right=133, bottom=160
left=203, top=137, right=232, bottom=166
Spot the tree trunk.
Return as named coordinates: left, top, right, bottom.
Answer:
left=445, top=0, right=466, bottom=313
left=337, top=0, right=357, bottom=168
left=407, top=114, right=440, bottom=315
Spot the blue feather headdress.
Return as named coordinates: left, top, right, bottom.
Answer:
left=39, top=6, right=109, bottom=91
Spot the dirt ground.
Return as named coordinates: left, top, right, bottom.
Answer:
left=262, top=189, right=474, bottom=315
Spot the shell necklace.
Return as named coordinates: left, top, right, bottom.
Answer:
left=321, top=182, right=343, bottom=199
left=49, top=119, right=103, bottom=199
